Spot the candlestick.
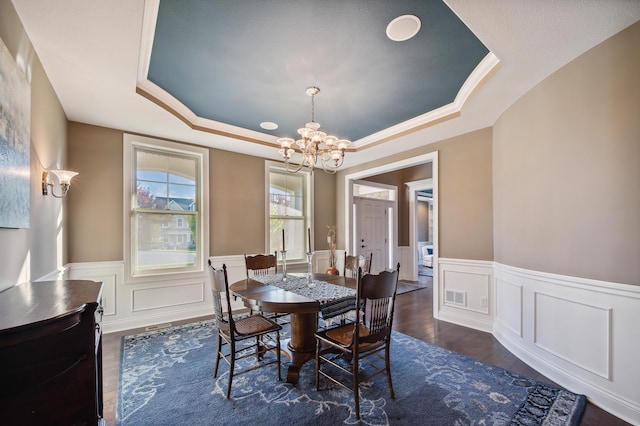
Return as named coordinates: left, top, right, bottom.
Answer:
left=307, top=228, right=311, bottom=251
left=306, top=251, right=315, bottom=288
left=280, top=249, right=287, bottom=282
left=282, top=229, right=285, bottom=251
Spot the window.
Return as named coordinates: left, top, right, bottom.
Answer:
left=124, top=134, right=208, bottom=278
left=267, top=166, right=311, bottom=262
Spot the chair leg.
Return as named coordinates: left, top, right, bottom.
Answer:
left=353, top=357, right=360, bottom=420
left=255, top=336, right=261, bottom=360
left=276, top=332, right=281, bottom=381
left=315, top=339, right=321, bottom=391
left=385, top=341, right=395, bottom=399
left=227, top=340, right=236, bottom=399
left=213, top=333, right=222, bottom=378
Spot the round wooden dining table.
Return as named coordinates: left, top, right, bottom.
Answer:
left=230, top=273, right=355, bottom=384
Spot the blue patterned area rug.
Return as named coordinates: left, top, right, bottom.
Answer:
left=117, top=321, right=586, bottom=426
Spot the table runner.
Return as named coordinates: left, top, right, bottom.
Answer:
left=252, top=274, right=356, bottom=322
left=252, top=273, right=355, bottom=302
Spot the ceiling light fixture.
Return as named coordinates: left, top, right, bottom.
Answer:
left=386, top=15, right=421, bottom=42
left=277, top=86, right=350, bottom=174
left=260, top=121, right=278, bottom=130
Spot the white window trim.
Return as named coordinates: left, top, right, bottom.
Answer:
left=265, top=161, right=314, bottom=264
left=123, top=133, right=209, bottom=283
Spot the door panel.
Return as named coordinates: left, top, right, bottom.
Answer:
left=355, top=197, right=389, bottom=273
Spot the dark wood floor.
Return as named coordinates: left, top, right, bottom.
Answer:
left=101, top=274, right=629, bottom=425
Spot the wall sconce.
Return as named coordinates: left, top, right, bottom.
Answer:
left=42, top=169, right=79, bottom=198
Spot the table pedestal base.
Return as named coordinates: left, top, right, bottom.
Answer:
left=281, top=312, right=317, bottom=384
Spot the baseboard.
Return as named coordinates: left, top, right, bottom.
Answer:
left=437, top=309, right=493, bottom=333
left=102, top=306, right=213, bottom=334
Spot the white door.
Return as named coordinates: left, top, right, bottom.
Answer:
left=355, top=197, right=390, bottom=273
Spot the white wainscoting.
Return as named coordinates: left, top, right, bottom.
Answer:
left=493, top=263, right=640, bottom=425
left=436, top=258, right=494, bottom=332
left=66, top=261, right=121, bottom=317
left=67, top=261, right=213, bottom=333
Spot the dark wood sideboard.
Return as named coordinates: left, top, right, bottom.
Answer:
left=0, top=280, right=104, bottom=425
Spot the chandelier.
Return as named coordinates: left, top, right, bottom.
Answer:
left=277, top=86, right=350, bottom=174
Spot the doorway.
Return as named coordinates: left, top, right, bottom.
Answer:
left=351, top=180, right=396, bottom=273
left=407, top=178, right=433, bottom=282
left=343, top=152, right=439, bottom=316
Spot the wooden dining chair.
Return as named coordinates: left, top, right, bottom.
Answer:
left=244, top=252, right=277, bottom=278
left=208, top=261, right=282, bottom=398
left=244, top=252, right=288, bottom=324
left=343, top=252, right=373, bottom=277
left=315, top=263, right=400, bottom=420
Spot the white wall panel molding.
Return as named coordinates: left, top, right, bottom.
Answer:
left=66, top=261, right=213, bottom=334
left=494, top=262, right=640, bottom=425
left=436, top=258, right=494, bottom=332
left=495, top=277, right=523, bottom=337
left=533, top=291, right=612, bottom=379
left=67, top=261, right=123, bottom=317
left=131, top=280, right=206, bottom=312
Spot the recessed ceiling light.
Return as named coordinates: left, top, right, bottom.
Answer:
left=386, top=15, right=421, bottom=42
left=260, top=121, right=278, bottom=130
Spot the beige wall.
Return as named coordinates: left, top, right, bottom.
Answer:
left=337, top=127, right=494, bottom=261
left=67, top=124, right=337, bottom=260
left=0, top=0, right=69, bottom=290
left=493, top=21, right=640, bottom=285
left=209, top=149, right=266, bottom=255
left=210, top=151, right=337, bottom=255
left=68, top=123, right=123, bottom=262
left=312, top=171, right=337, bottom=251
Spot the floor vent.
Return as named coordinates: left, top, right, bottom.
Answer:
left=145, top=323, right=172, bottom=331
left=444, top=289, right=467, bottom=307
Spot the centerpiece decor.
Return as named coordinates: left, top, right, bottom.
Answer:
left=326, top=225, right=338, bottom=275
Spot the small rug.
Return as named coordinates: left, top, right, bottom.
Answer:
left=117, top=321, right=586, bottom=426
left=396, top=280, right=428, bottom=295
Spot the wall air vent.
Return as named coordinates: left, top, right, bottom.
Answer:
left=444, top=289, right=467, bottom=307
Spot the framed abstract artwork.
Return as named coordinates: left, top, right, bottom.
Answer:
left=0, top=36, right=31, bottom=229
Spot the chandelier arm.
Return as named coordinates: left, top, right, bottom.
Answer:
left=284, top=158, right=306, bottom=174
left=318, top=153, right=340, bottom=174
